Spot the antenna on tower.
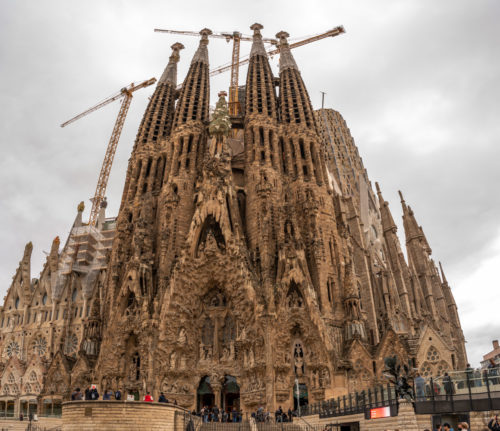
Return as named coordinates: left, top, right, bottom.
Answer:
left=320, top=91, right=326, bottom=109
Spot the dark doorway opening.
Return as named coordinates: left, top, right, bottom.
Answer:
left=197, top=376, right=215, bottom=411
left=222, top=375, right=240, bottom=413
left=293, top=383, right=308, bottom=410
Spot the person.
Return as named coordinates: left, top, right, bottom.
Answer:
left=288, top=407, right=293, bottom=422
left=103, top=390, right=111, bottom=400
left=442, top=423, right=454, bottom=431
left=222, top=409, right=228, bottom=423
left=488, top=414, right=500, bottom=430
left=488, top=359, right=499, bottom=385
left=115, top=389, right=122, bottom=400
left=443, top=373, right=454, bottom=400
left=213, top=405, right=220, bottom=422
left=19, top=413, right=24, bottom=421
left=90, top=386, right=99, bottom=400
left=435, top=424, right=442, bottom=431
left=415, top=373, right=426, bottom=400
left=71, top=387, right=82, bottom=401
left=458, top=422, right=468, bottom=430
left=465, top=363, right=474, bottom=388
left=158, top=392, right=168, bottom=403
left=202, top=406, right=209, bottom=423
left=232, top=407, right=238, bottom=423
left=84, top=387, right=91, bottom=400
left=144, top=392, right=153, bottom=402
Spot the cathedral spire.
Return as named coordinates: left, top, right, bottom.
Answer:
left=173, top=28, right=211, bottom=128
left=276, top=31, right=298, bottom=72
left=376, top=182, right=397, bottom=233
left=191, top=28, right=211, bottom=65
left=439, top=261, right=448, bottom=284
left=245, top=23, right=278, bottom=120
left=276, top=30, right=316, bottom=129
left=159, top=42, right=185, bottom=85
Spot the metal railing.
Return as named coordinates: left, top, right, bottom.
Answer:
left=302, top=384, right=398, bottom=418
left=414, top=368, right=500, bottom=414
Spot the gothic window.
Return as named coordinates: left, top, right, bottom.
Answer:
left=420, top=361, right=433, bottom=378
left=7, top=373, right=15, bottom=384
left=15, top=297, right=19, bottom=309
left=436, top=360, right=450, bottom=376
left=29, top=371, right=38, bottom=383
left=426, top=346, right=440, bottom=362
left=72, top=289, right=77, bottom=302
left=33, top=337, right=47, bottom=356
left=24, top=383, right=32, bottom=393
left=202, top=317, right=214, bottom=346
left=42, top=293, right=47, bottom=305
left=64, top=334, right=79, bottom=356
left=222, top=315, right=236, bottom=344
left=132, top=352, right=141, bottom=381
left=6, top=341, right=20, bottom=358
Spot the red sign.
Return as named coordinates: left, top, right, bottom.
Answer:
left=369, top=406, right=391, bottom=419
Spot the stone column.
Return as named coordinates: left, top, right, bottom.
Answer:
left=395, top=399, right=419, bottom=431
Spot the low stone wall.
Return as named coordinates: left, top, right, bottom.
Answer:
left=303, top=401, right=500, bottom=430
left=62, top=400, right=189, bottom=431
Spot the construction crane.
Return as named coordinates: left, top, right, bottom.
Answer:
left=210, top=26, right=346, bottom=77
left=154, top=28, right=277, bottom=116
left=156, top=26, right=345, bottom=117
left=61, top=78, right=156, bottom=226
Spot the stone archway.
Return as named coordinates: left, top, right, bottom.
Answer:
left=221, top=375, right=240, bottom=414
left=197, top=376, right=214, bottom=411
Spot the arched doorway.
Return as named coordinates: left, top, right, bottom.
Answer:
left=221, top=375, right=240, bottom=413
left=293, top=382, right=308, bottom=410
left=197, top=376, right=214, bottom=411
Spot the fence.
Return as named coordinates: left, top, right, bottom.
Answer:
left=302, top=384, right=398, bottom=419
left=414, top=368, right=500, bottom=414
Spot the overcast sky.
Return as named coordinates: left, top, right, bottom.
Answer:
left=1, top=0, right=499, bottom=367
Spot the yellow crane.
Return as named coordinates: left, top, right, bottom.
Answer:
left=61, top=78, right=156, bottom=226
left=154, top=28, right=277, bottom=116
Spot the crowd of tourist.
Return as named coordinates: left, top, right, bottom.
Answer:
left=70, top=387, right=177, bottom=404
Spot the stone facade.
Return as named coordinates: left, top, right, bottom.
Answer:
left=0, top=24, right=467, bottom=416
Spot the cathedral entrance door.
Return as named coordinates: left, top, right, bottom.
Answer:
left=293, top=383, right=308, bottom=410
left=197, top=376, right=215, bottom=411
left=221, top=375, right=240, bottom=413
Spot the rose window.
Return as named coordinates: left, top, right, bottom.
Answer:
left=33, top=337, right=47, bottom=356
left=6, top=341, right=20, bottom=358
left=426, top=347, right=440, bottom=362
left=420, top=362, right=433, bottom=377
left=64, top=334, right=78, bottom=356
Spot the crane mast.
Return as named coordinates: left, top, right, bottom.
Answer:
left=61, top=78, right=156, bottom=226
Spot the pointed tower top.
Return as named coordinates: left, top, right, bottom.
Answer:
left=191, top=28, right=212, bottom=65
left=398, top=190, right=406, bottom=205
left=439, top=261, right=448, bottom=284
left=77, top=201, right=85, bottom=212
left=250, top=23, right=267, bottom=58
left=159, top=42, right=185, bottom=85
left=276, top=31, right=298, bottom=72
left=375, top=182, right=397, bottom=233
